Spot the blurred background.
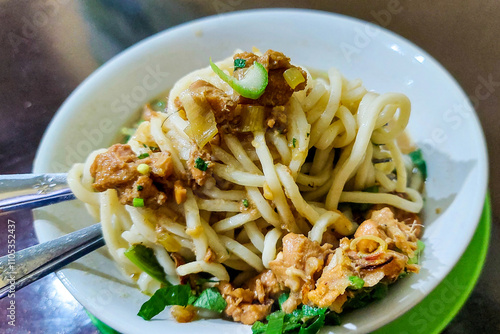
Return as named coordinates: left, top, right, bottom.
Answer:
left=0, top=0, right=499, bottom=333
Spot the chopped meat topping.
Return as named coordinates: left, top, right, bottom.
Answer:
left=218, top=270, right=279, bottom=325
left=90, top=144, right=173, bottom=208
left=189, top=80, right=239, bottom=127
left=187, top=148, right=214, bottom=187
left=269, top=233, right=332, bottom=313
left=356, top=207, right=419, bottom=258
left=234, top=50, right=308, bottom=107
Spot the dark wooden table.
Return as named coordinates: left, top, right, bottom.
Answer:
left=1, top=1, right=499, bottom=333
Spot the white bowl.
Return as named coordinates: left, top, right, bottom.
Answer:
left=33, top=9, right=488, bottom=334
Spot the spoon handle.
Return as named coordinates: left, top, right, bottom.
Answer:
left=0, top=223, right=104, bottom=298
left=0, top=173, right=75, bottom=213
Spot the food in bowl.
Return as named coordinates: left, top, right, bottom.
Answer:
left=67, top=48, right=426, bottom=333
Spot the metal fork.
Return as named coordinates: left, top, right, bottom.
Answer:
left=0, top=173, right=104, bottom=298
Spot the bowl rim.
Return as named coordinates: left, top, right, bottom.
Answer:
left=33, top=8, right=489, bottom=334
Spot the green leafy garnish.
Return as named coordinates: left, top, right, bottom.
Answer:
left=138, top=285, right=191, bottom=320
left=408, top=240, right=425, bottom=264
left=348, top=275, right=365, bottom=290
left=193, top=287, right=227, bottom=313
left=210, top=58, right=268, bottom=99
left=124, top=244, right=168, bottom=284
left=234, top=58, right=246, bottom=71
left=267, top=311, right=285, bottom=334
left=137, top=185, right=144, bottom=191
left=278, top=293, right=289, bottom=309
left=194, top=157, right=209, bottom=171
left=243, top=199, right=250, bottom=208
left=292, top=138, right=297, bottom=148
left=138, top=153, right=150, bottom=159
left=252, top=304, right=338, bottom=334
left=409, top=149, right=427, bottom=179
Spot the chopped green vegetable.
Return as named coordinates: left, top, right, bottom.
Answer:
left=124, top=244, right=168, bottom=284
left=210, top=58, right=268, bottom=99
left=137, top=185, right=144, bottom=191
left=299, top=314, right=325, bottom=334
left=234, top=58, right=246, bottom=71
left=266, top=311, right=285, bottom=334
left=137, top=284, right=191, bottom=320
left=278, top=293, right=289, bottom=310
left=252, top=304, right=337, bottom=334
left=193, top=287, right=227, bottom=313
left=408, top=240, right=425, bottom=264
left=344, top=284, right=388, bottom=310
left=137, top=163, right=150, bottom=174
left=149, top=146, right=160, bottom=152
left=292, top=138, right=297, bottom=148
left=348, top=275, right=365, bottom=290
left=242, top=199, right=250, bottom=208
left=132, top=198, right=144, bottom=207
left=409, top=149, right=427, bottom=179
left=301, top=305, right=327, bottom=317
left=121, top=127, right=136, bottom=137
left=138, top=153, right=150, bottom=159
left=194, top=157, right=209, bottom=171
left=251, top=321, right=267, bottom=334
left=151, top=99, right=166, bottom=111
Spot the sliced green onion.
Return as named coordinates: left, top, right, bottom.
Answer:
left=138, top=153, right=150, bottom=159
left=132, top=198, right=144, bottom=207
left=137, top=163, right=150, bottom=175
left=210, top=58, right=268, bottom=99
left=194, top=157, right=209, bottom=171
left=124, top=244, right=168, bottom=284
left=234, top=58, right=246, bottom=71
left=348, top=275, right=365, bottom=290
left=242, top=199, right=250, bottom=208
left=283, top=67, right=305, bottom=89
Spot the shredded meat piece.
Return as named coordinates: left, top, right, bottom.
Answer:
left=234, top=50, right=308, bottom=107
left=187, top=148, right=214, bottom=187
left=356, top=207, right=419, bottom=258
left=189, top=80, right=239, bottom=128
left=307, top=248, right=352, bottom=309
left=90, top=144, right=173, bottom=207
left=218, top=271, right=277, bottom=325
left=269, top=233, right=332, bottom=312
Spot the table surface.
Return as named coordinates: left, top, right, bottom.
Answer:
left=1, top=1, right=499, bottom=333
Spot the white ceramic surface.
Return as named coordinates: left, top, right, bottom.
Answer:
left=33, top=9, right=488, bottom=334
